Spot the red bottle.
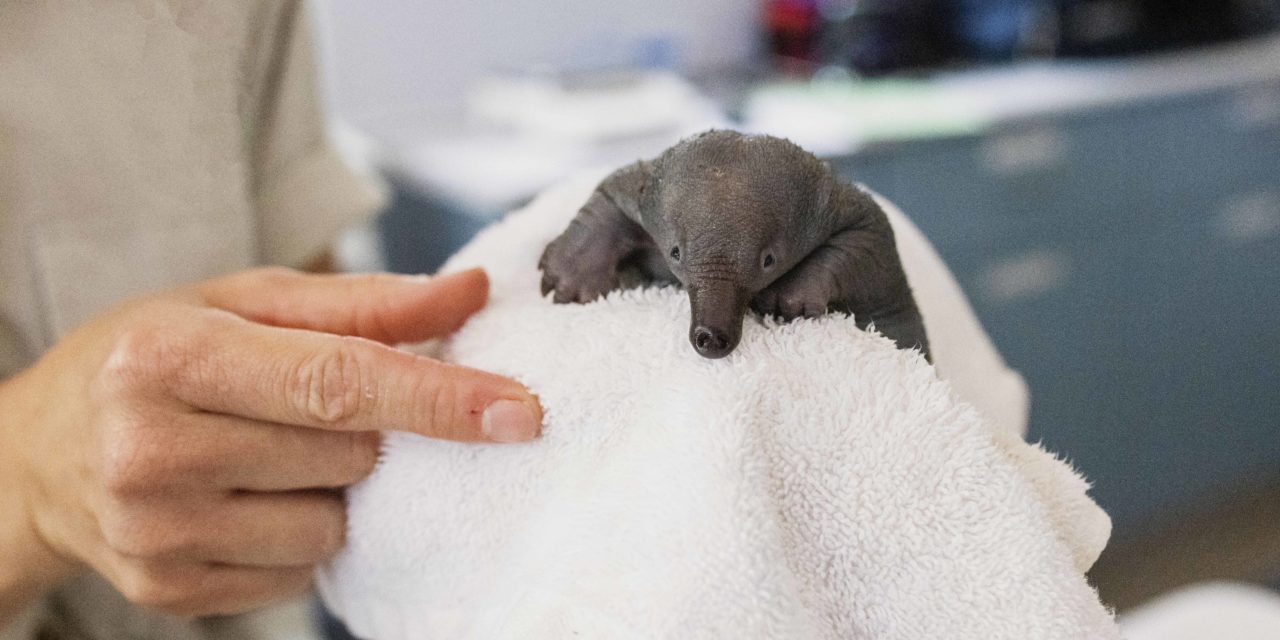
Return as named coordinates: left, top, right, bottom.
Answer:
left=765, top=0, right=820, bottom=63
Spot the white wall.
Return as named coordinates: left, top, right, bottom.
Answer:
left=312, top=0, right=761, bottom=136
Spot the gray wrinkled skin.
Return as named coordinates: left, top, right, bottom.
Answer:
left=539, top=130, right=929, bottom=360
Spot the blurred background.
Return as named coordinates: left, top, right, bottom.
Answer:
left=312, top=0, right=1280, bottom=627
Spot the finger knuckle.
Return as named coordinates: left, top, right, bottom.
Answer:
left=291, top=340, right=365, bottom=425
left=115, top=562, right=193, bottom=612
left=293, top=498, right=347, bottom=559
left=97, top=320, right=178, bottom=396
left=417, top=363, right=461, bottom=439
left=101, top=508, right=192, bottom=560
left=99, top=420, right=166, bottom=497
left=99, top=509, right=142, bottom=554
left=117, top=572, right=170, bottom=609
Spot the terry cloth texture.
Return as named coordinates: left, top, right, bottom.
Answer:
left=318, top=171, right=1119, bottom=640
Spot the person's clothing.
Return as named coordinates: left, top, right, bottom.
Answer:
left=315, top=604, right=362, bottom=640
left=0, top=0, right=384, bottom=378
left=0, top=1, right=385, bottom=638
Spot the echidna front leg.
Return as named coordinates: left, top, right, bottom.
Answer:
left=539, top=189, right=649, bottom=304
left=751, top=224, right=930, bottom=359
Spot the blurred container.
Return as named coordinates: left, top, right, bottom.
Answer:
left=1056, top=0, right=1280, bottom=56
left=769, top=0, right=1280, bottom=76
left=811, top=0, right=959, bottom=75
left=764, top=0, right=820, bottom=65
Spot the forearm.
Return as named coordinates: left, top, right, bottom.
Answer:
left=0, top=373, right=76, bottom=625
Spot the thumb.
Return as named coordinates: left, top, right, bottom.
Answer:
left=199, top=267, right=490, bottom=344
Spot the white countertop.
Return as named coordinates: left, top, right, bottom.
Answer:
left=368, top=33, right=1280, bottom=212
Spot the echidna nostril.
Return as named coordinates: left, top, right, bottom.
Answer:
left=692, top=326, right=730, bottom=357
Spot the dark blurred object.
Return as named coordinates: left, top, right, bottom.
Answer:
left=1057, top=0, right=1280, bottom=56
left=806, top=0, right=1056, bottom=75
left=764, top=0, right=821, bottom=65
left=814, top=0, right=961, bottom=75
left=956, top=0, right=1059, bottom=60
left=775, top=0, right=1280, bottom=75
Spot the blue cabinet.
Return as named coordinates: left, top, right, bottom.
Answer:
left=836, top=86, right=1280, bottom=536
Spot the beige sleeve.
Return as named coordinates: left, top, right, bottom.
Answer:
left=246, top=0, right=387, bottom=268
left=0, top=322, right=29, bottom=381
left=0, top=605, right=41, bottom=640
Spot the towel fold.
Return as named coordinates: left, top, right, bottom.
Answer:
left=317, top=172, right=1120, bottom=639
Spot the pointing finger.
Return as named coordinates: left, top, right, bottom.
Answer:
left=199, top=267, right=490, bottom=344
left=164, top=313, right=542, bottom=443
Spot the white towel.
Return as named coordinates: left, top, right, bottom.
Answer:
left=317, top=172, right=1120, bottom=640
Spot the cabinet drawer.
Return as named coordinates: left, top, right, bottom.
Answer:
left=958, top=217, right=1280, bottom=530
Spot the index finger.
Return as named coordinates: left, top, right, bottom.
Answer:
left=168, top=313, right=542, bottom=443
left=198, top=268, right=491, bottom=345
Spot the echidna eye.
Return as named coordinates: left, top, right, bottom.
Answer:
left=762, top=253, right=775, bottom=269
left=670, top=246, right=681, bottom=261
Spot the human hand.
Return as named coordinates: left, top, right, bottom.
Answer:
left=0, top=267, right=540, bottom=619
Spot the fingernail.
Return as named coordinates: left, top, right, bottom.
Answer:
left=481, top=400, right=540, bottom=443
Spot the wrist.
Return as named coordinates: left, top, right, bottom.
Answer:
left=0, top=372, right=77, bottom=624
